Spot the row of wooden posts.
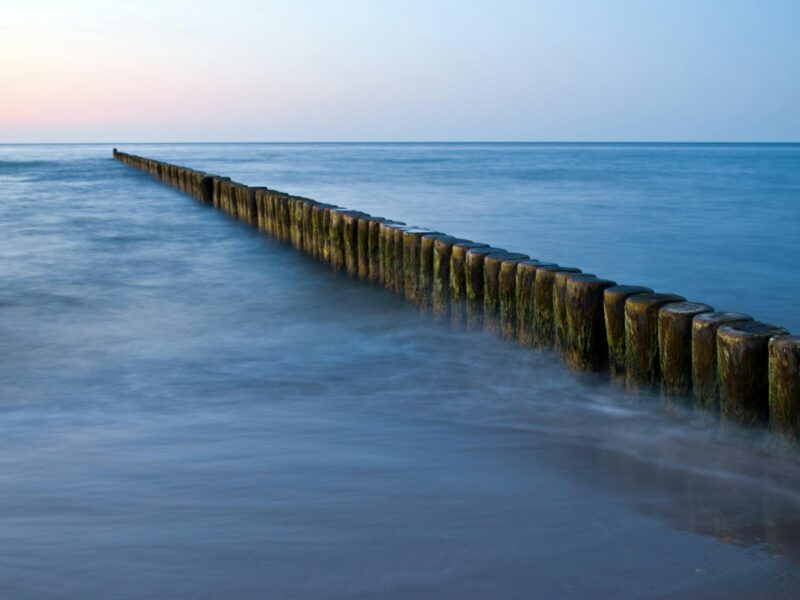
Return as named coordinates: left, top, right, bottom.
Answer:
left=113, top=149, right=800, bottom=445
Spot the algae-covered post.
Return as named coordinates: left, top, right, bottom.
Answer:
left=717, top=321, right=789, bottom=428
left=657, top=302, right=713, bottom=400
left=624, top=293, right=685, bottom=393
left=419, top=233, right=451, bottom=312
left=533, top=266, right=581, bottom=349
left=769, top=336, right=800, bottom=444
left=691, top=312, right=753, bottom=413
left=554, top=271, right=593, bottom=357
left=464, top=246, right=505, bottom=330
left=565, top=275, right=616, bottom=372
left=514, top=261, right=556, bottom=347
left=484, top=252, right=528, bottom=334
left=498, top=256, right=528, bottom=340
left=602, top=286, right=653, bottom=381
left=431, top=236, right=460, bottom=319
left=449, top=242, right=488, bottom=326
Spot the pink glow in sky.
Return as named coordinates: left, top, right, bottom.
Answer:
left=2, top=0, right=800, bottom=142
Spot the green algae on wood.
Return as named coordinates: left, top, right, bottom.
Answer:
left=487, top=253, right=527, bottom=337
left=565, top=275, right=616, bottom=372
left=431, top=236, right=464, bottom=319
left=691, top=312, right=752, bottom=413
left=464, top=246, right=505, bottom=331
left=419, top=233, right=452, bottom=312
left=603, top=285, right=653, bottom=381
left=533, top=266, right=581, bottom=350
left=514, top=261, right=557, bottom=347
left=717, top=321, right=789, bottom=427
left=657, top=302, right=713, bottom=400
left=554, top=271, right=594, bottom=357
left=402, top=228, right=436, bottom=302
left=499, top=257, right=527, bottom=340
left=769, top=336, right=800, bottom=445
left=449, top=242, right=489, bottom=327
left=624, top=292, right=685, bottom=393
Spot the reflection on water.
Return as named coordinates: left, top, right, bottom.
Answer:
left=0, top=144, right=799, bottom=598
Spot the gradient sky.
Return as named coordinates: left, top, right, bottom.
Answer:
left=2, top=0, right=799, bottom=142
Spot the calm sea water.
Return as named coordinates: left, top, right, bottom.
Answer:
left=1, top=143, right=799, bottom=599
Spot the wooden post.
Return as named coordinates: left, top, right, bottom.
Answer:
left=533, top=266, right=581, bottom=349
left=717, top=321, right=789, bottom=427
left=691, top=312, right=752, bottom=413
left=465, top=247, right=506, bottom=330
left=657, top=302, right=714, bottom=400
left=624, top=292, right=685, bottom=392
left=402, top=228, right=438, bottom=302
left=769, top=336, right=800, bottom=445
left=554, top=271, right=594, bottom=357
left=603, top=285, right=653, bottom=382
left=515, top=261, right=557, bottom=347
left=565, top=275, right=616, bottom=372
left=431, top=236, right=461, bottom=319
left=484, top=252, right=527, bottom=334
left=419, top=233, right=451, bottom=312
left=449, top=242, right=489, bottom=326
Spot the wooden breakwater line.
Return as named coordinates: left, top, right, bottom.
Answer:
left=112, top=149, right=800, bottom=444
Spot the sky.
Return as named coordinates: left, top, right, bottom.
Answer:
left=1, top=0, right=799, bottom=142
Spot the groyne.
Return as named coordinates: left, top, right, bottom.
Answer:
left=112, top=148, right=800, bottom=444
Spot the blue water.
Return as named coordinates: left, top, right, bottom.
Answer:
left=1, top=143, right=799, bottom=598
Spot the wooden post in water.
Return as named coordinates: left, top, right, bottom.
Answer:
left=691, top=312, right=752, bottom=414
left=465, top=247, right=505, bottom=330
left=565, top=275, right=616, bottom=372
left=717, top=321, right=788, bottom=427
left=499, top=256, right=529, bottom=340
left=624, top=293, right=685, bottom=393
left=357, top=215, right=378, bottom=280
left=514, top=261, right=556, bottom=347
left=419, top=233, right=451, bottom=312
left=657, top=302, right=714, bottom=400
left=449, top=242, right=489, bottom=326
left=533, top=266, right=581, bottom=349
left=329, top=209, right=348, bottom=272
left=769, top=336, right=800, bottom=445
left=343, top=211, right=367, bottom=277
left=367, top=218, right=387, bottom=283
left=430, top=236, right=459, bottom=319
left=403, top=228, right=437, bottom=303
left=554, top=271, right=594, bottom=357
left=603, top=286, right=653, bottom=382
left=484, top=252, right=527, bottom=335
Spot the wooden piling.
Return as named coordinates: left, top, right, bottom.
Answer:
left=402, top=228, right=438, bottom=303
left=769, top=336, right=800, bottom=444
left=514, top=261, right=557, bottom=347
left=464, top=247, right=506, bottom=330
left=419, top=233, right=451, bottom=312
left=329, top=209, right=348, bottom=272
left=449, top=242, right=489, bottom=326
left=603, top=285, right=653, bottom=381
left=565, top=275, right=617, bottom=372
left=533, top=266, right=581, bottom=349
left=499, top=256, right=528, bottom=340
left=430, top=236, right=459, bottom=319
left=691, top=312, right=753, bottom=413
left=624, top=293, right=685, bottom=393
left=554, top=271, right=594, bottom=357
left=717, top=321, right=789, bottom=427
left=484, top=252, right=527, bottom=334
left=657, top=302, right=714, bottom=400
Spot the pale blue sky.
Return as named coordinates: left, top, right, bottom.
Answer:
left=2, top=0, right=799, bottom=141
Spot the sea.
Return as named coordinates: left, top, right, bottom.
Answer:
left=1, top=143, right=799, bottom=598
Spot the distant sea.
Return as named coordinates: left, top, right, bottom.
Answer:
left=1, top=143, right=799, bottom=598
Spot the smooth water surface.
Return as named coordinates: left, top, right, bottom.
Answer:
left=1, top=144, right=799, bottom=599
